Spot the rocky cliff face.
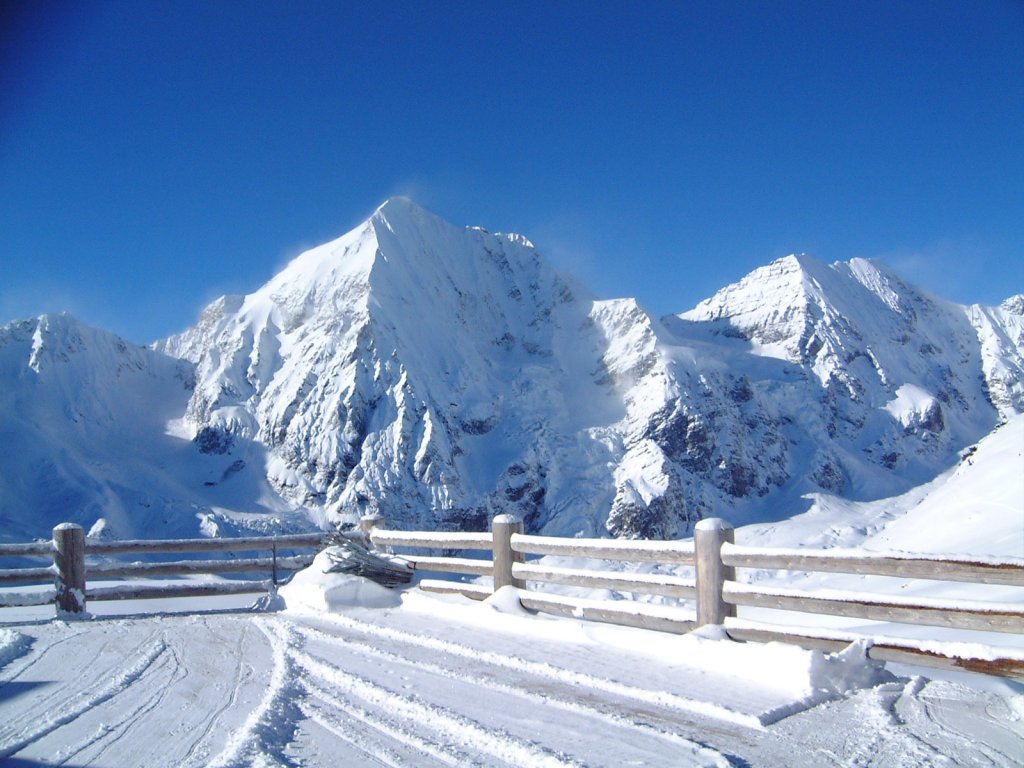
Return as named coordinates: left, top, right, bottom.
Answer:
left=4, top=200, right=1022, bottom=540
left=157, top=198, right=623, bottom=534
left=672, top=255, right=1021, bottom=499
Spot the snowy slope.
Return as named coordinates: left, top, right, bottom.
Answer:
left=866, top=413, right=1024, bottom=557
left=730, top=415, right=1023, bottom=661
left=0, top=314, right=310, bottom=543
left=157, top=198, right=624, bottom=534
left=3, top=200, right=1022, bottom=542
left=665, top=254, right=1022, bottom=515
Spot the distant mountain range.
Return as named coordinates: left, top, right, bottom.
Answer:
left=2, top=198, right=1021, bottom=542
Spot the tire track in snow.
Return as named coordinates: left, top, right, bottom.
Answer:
left=178, top=618, right=259, bottom=768
left=0, top=635, right=168, bottom=760
left=52, top=636, right=188, bottom=766
left=288, top=636, right=582, bottom=767
left=295, top=611, right=765, bottom=730
left=299, top=702, right=413, bottom=768
left=205, top=617, right=304, bottom=768
left=0, top=626, right=87, bottom=684
left=299, top=680, right=474, bottom=767
left=0, top=625, right=162, bottom=730
left=292, top=621, right=734, bottom=766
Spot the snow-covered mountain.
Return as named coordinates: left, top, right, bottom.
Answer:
left=0, top=314, right=310, bottom=542
left=3, top=199, right=1022, bottom=541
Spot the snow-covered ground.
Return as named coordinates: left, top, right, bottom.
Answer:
left=1, top=578, right=1022, bottom=768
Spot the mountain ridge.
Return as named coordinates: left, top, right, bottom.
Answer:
left=2, top=199, right=1021, bottom=542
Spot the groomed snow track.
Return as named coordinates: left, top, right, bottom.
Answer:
left=1, top=599, right=1022, bottom=767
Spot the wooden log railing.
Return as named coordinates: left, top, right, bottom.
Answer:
left=4, top=515, right=1023, bottom=679
left=369, top=515, right=701, bottom=635
left=716, top=539, right=1024, bottom=635
left=0, top=525, right=329, bottom=613
left=364, top=514, right=1024, bottom=679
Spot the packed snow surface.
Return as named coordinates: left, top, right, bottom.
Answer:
left=2, top=583, right=1022, bottom=767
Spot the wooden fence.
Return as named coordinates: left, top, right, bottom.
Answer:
left=367, top=514, right=1024, bottom=679
left=3, top=515, right=1023, bottom=678
left=0, top=523, right=329, bottom=613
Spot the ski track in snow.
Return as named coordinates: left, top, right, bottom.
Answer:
left=260, top=617, right=728, bottom=767
left=291, top=641, right=581, bottom=767
left=290, top=620, right=735, bottom=758
left=0, top=606, right=1021, bottom=766
left=179, top=618, right=259, bottom=767
left=0, top=632, right=168, bottom=760
left=294, top=610, right=766, bottom=729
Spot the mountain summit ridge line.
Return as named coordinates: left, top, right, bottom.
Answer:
left=2, top=199, right=1021, bottom=541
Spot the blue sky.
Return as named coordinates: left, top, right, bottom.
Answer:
left=2, top=0, right=1022, bottom=344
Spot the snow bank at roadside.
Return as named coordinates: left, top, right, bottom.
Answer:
left=467, top=586, right=894, bottom=725
left=278, top=548, right=403, bottom=612
left=686, top=630, right=893, bottom=723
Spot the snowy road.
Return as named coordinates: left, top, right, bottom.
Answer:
left=1, top=587, right=1022, bottom=767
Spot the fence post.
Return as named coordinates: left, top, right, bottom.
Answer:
left=695, top=517, right=735, bottom=626
left=360, top=513, right=385, bottom=549
left=53, top=523, right=86, bottom=614
left=492, top=514, right=524, bottom=591
left=271, top=542, right=278, bottom=587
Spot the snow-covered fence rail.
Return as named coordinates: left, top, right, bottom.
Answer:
left=720, top=545, right=1024, bottom=585
left=363, top=513, right=1024, bottom=678
left=368, top=513, right=700, bottom=633
left=0, top=539, right=56, bottom=598
left=368, top=528, right=495, bottom=581
left=0, top=524, right=329, bottom=614
left=716, top=542, right=1024, bottom=634
left=0, top=535, right=62, bottom=607
left=0, top=566, right=56, bottom=585
left=713, top=528, right=1024, bottom=678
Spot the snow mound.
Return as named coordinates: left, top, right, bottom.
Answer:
left=0, top=629, right=32, bottom=669
left=278, top=549, right=403, bottom=612
left=483, top=585, right=534, bottom=616
left=677, top=631, right=894, bottom=724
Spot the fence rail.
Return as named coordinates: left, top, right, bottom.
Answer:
left=721, top=543, right=1024, bottom=586
left=4, top=515, right=1023, bottom=679
left=364, top=514, right=1024, bottom=679
left=0, top=541, right=54, bottom=557
left=0, top=524, right=330, bottom=613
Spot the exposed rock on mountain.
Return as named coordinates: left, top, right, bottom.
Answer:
left=3, top=200, right=1021, bottom=541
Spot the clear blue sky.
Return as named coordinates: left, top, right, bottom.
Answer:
left=2, top=0, right=1022, bottom=344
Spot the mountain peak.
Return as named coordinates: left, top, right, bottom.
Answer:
left=372, top=196, right=429, bottom=221
left=369, top=197, right=448, bottom=236
left=777, top=252, right=823, bottom=272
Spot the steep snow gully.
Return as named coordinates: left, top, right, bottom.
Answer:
left=2, top=589, right=1021, bottom=767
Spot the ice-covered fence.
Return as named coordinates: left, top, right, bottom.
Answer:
left=364, top=514, right=1024, bottom=679
left=5, top=515, right=1023, bottom=678
left=715, top=537, right=1024, bottom=634
left=0, top=524, right=330, bottom=613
